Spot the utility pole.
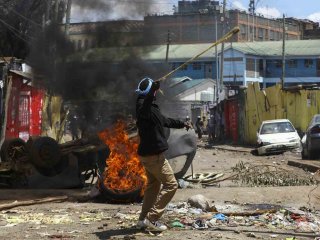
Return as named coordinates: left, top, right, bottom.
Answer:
left=165, top=30, right=171, bottom=63
left=219, top=0, right=226, bottom=96
left=281, top=14, right=286, bottom=89
left=215, top=14, right=219, bottom=104
left=65, top=0, right=72, bottom=35
left=249, top=0, right=255, bottom=41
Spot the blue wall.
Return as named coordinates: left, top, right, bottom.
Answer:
left=266, top=59, right=317, bottom=78
left=169, top=61, right=218, bottom=79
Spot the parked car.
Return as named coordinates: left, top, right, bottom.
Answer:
left=256, top=119, right=301, bottom=155
left=301, top=114, right=320, bottom=159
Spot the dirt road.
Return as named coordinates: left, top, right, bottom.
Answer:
left=0, top=143, right=319, bottom=240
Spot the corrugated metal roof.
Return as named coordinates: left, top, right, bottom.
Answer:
left=149, top=40, right=320, bottom=59
left=72, top=39, right=320, bottom=62
left=168, top=78, right=212, bottom=96
left=225, top=40, right=320, bottom=56
left=10, top=70, right=33, bottom=80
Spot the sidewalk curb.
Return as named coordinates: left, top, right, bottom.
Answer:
left=211, top=146, right=252, bottom=153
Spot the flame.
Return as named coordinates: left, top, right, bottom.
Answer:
left=98, top=121, right=147, bottom=195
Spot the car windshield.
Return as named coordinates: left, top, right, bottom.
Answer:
left=260, top=122, right=295, bottom=134
left=310, top=115, right=320, bottom=126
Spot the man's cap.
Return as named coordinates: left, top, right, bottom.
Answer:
left=135, top=77, right=153, bottom=96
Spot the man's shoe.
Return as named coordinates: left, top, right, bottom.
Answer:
left=136, top=220, right=146, bottom=230
left=144, top=218, right=167, bottom=231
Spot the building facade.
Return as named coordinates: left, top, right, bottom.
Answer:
left=221, top=40, right=320, bottom=87
left=144, top=2, right=301, bottom=44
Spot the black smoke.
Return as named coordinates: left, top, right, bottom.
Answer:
left=27, top=9, right=169, bottom=136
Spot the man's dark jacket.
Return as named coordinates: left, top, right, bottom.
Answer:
left=136, top=91, right=185, bottom=156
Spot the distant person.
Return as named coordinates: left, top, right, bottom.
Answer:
left=70, top=114, right=79, bottom=140
left=185, top=116, right=194, bottom=130
left=207, top=115, right=215, bottom=143
left=195, top=116, right=204, bottom=139
left=202, top=115, right=208, bottom=134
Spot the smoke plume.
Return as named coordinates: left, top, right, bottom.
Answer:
left=27, top=5, right=169, bottom=135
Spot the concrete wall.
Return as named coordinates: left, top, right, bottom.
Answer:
left=178, top=81, right=216, bottom=101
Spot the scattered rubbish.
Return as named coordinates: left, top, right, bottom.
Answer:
left=188, top=208, right=203, bottom=215
left=178, top=179, right=189, bottom=188
left=162, top=201, right=320, bottom=234
left=192, top=219, right=208, bottom=229
left=187, top=194, right=214, bottom=211
left=246, top=232, right=256, bottom=238
left=213, top=213, right=227, bottom=221
left=184, top=172, right=224, bottom=184
left=171, top=220, right=185, bottom=228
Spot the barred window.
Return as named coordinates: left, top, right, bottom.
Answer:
left=288, top=60, right=297, bottom=68
left=192, top=62, right=201, bottom=70
left=305, top=59, right=313, bottom=68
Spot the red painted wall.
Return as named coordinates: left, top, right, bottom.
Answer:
left=5, top=74, right=44, bottom=141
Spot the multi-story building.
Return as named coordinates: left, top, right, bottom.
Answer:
left=67, top=20, right=144, bottom=51
left=128, top=39, right=320, bottom=88
left=144, top=1, right=301, bottom=44
left=285, top=18, right=320, bottom=40
left=221, top=40, right=320, bottom=87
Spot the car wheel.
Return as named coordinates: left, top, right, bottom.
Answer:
left=0, top=138, right=27, bottom=162
left=301, top=146, right=307, bottom=160
left=307, top=141, right=316, bottom=160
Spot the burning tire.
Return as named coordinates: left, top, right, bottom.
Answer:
left=27, top=137, right=63, bottom=177
left=0, top=138, right=27, bottom=162
left=98, top=180, right=143, bottom=203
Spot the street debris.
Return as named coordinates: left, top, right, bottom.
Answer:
left=163, top=202, right=320, bottom=239
left=187, top=194, right=215, bottom=211
left=231, top=161, right=317, bottom=186
left=0, top=196, right=69, bottom=211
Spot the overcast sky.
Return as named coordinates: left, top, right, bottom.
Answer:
left=71, top=0, right=320, bottom=23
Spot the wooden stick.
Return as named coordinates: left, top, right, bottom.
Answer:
left=220, top=208, right=278, bottom=216
left=156, top=26, right=240, bottom=82
left=0, top=196, right=68, bottom=211
left=210, top=227, right=319, bottom=238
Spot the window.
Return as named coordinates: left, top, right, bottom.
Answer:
left=179, top=63, right=188, bottom=71
left=84, top=39, right=89, bottom=49
left=192, top=62, right=201, bottom=70
left=77, top=40, right=82, bottom=51
left=246, top=58, right=255, bottom=77
left=224, top=57, right=243, bottom=62
left=275, top=60, right=282, bottom=68
left=258, top=28, right=263, bottom=39
left=171, top=63, right=176, bottom=70
left=270, top=30, right=274, bottom=40
left=240, top=24, right=246, bottom=34
left=288, top=59, right=297, bottom=68
left=260, top=122, right=295, bottom=134
left=246, top=58, right=255, bottom=71
left=305, top=59, right=313, bottom=68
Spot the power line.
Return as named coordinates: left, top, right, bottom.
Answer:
left=0, top=2, right=42, bottom=28
left=8, top=7, right=42, bottom=27
left=0, top=17, right=31, bottom=43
